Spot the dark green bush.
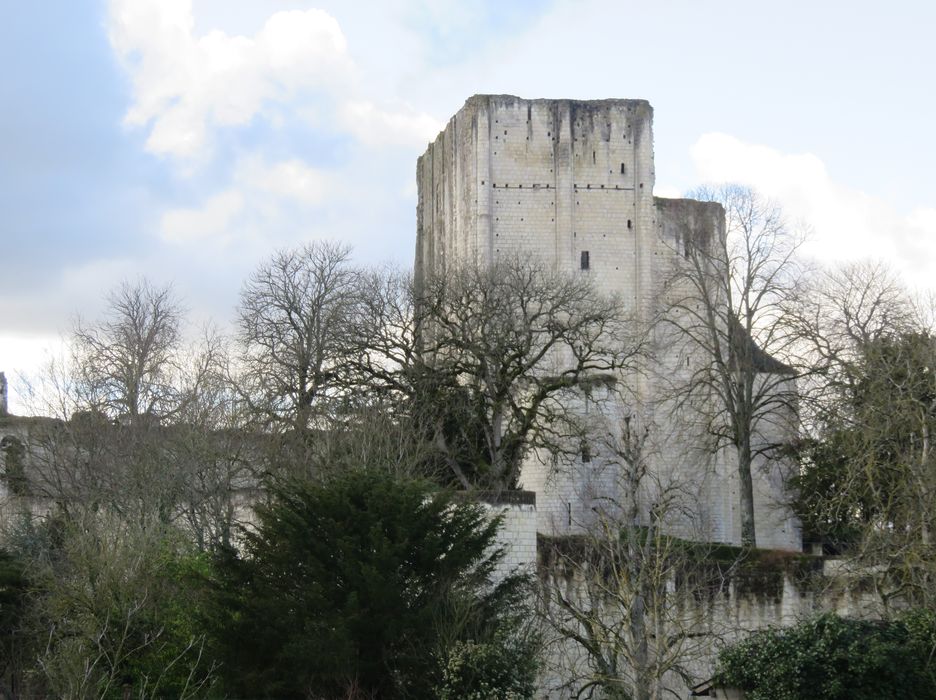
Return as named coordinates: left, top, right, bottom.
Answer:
left=715, top=612, right=936, bottom=700
left=204, top=469, right=538, bottom=699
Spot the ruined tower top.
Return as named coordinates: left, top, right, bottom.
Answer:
left=415, top=94, right=658, bottom=310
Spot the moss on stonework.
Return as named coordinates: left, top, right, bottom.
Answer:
left=710, top=545, right=825, bottom=600
left=537, top=531, right=825, bottom=601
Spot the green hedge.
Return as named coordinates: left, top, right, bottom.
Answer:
left=715, top=611, right=936, bottom=700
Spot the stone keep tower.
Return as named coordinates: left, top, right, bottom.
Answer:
left=416, top=95, right=801, bottom=551
left=416, top=95, right=657, bottom=312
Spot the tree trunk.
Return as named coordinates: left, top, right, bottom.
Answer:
left=918, top=416, right=930, bottom=547
left=630, top=589, right=651, bottom=700
left=738, top=436, right=757, bottom=547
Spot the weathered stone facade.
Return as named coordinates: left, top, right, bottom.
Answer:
left=476, top=491, right=539, bottom=580
left=416, top=95, right=657, bottom=304
left=416, top=95, right=801, bottom=551
left=0, top=372, right=8, bottom=416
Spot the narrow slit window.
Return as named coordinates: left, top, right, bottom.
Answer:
left=621, top=163, right=626, bottom=174
left=581, top=441, right=591, bottom=463
left=580, top=250, right=590, bottom=270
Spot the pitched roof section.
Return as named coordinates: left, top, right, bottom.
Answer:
left=729, top=315, right=795, bottom=375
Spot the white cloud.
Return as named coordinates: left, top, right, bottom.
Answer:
left=234, top=156, right=327, bottom=205
left=161, top=190, right=244, bottom=245
left=339, top=100, right=444, bottom=147
left=108, top=0, right=353, bottom=159
left=159, top=156, right=329, bottom=249
left=689, top=133, right=936, bottom=292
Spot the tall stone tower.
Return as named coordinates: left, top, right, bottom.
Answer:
left=416, top=95, right=801, bottom=550
left=417, top=95, right=660, bottom=318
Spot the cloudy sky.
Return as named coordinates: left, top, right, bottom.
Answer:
left=2, top=0, right=935, bottom=412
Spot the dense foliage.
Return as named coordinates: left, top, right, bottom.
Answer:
left=715, top=612, right=936, bottom=700
left=203, top=469, right=539, bottom=699
left=0, top=549, right=30, bottom=696
left=0, top=513, right=217, bottom=698
left=795, top=333, right=936, bottom=546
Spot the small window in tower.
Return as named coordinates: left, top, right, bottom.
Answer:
left=621, top=163, right=626, bottom=174
left=580, top=251, right=590, bottom=270
left=627, top=219, right=632, bottom=229
left=581, top=441, right=591, bottom=463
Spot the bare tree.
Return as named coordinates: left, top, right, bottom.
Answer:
left=164, top=332, right=255, bottom=550
left=661, top=185, right=805, bottom=547
left=234, top=242, right=359, bottom=441
left=342, top=267, right=462, bottom=484
left=539, top=407, right=729, bottom=699
left=792, top=260, right=916, bottom=418
left=355, top=258, right=640, bottom=491
left=14, top=286, right=245, bottom=546
left=23, top=513, right=217, bottom=699
left=19, top=280, right=191, bottom=522
left=72, top=280, right=185, bottom=423
left=793, top=262, right=936, bottom=608
left=1, top=287, right=242, bottom=696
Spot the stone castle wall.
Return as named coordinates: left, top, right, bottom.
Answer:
left=478, top=499, right=876, bottom=698
left=416, top=95, right=801, bottom=551
left=537, top=545, right=886, bottom=698
left=475, top=492, right=539, bottom=581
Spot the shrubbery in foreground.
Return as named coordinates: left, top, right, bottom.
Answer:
left=203, top=469, right=539, bottom=699
left=715, top=612, right=936, bottom=700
